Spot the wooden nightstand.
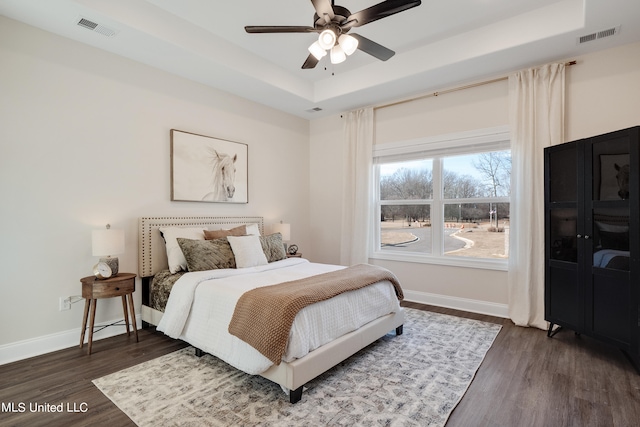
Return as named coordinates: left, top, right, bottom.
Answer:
left=79, top=273, right=138, bottom=354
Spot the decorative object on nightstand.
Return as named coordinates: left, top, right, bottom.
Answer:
left=92, top=224, right=125, bottom=278
left=80, top=273, right=138, bottom=355
left=287, top=244, right=302, bottom=258
left=271, top=221, right=291, bottom=252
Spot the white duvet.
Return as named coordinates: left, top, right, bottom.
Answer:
left=157, top=258, right=402, bottom=375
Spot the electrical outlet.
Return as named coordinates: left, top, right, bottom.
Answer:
left=59, top=297, right=71, bottom=311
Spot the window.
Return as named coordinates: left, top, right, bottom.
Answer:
left=373, top=127, right=511, bottom=269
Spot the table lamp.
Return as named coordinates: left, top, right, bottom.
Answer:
left=92, top=224, right=125, bottom=275
left=271, top=221, right=291, bottom=252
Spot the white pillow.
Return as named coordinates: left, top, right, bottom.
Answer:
left=245, top=223, right=261, bottom=236
left=227, top=235, right=268, bottom=268
left=159, top=227, right=205, bottom=273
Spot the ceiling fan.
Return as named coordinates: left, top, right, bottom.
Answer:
left=245, top=0, right=422, bottom=69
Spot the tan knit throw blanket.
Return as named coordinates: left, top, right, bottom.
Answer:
left=228, top=264, right=404, bottom=365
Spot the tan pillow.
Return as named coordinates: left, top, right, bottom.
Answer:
left=204, top=225, right=246, bottom=240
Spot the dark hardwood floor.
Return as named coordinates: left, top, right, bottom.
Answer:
left=1, top=303, right=638, bottom=426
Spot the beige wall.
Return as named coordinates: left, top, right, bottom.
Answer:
left=0, top=17, right=310, bottom=350
left=309, top=41, right=640, bottom=313
left=565, top=42, right=640, bottom=140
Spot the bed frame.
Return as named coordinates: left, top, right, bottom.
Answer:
left=137, top=216, right=405, bottom=403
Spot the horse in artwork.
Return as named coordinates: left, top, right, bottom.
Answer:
left=614, top=163, right=630, bottom=199
left=202, top=149, right=237, bottom=202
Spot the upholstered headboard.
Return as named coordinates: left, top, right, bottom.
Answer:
left=138, top=216, right=264, bottom=277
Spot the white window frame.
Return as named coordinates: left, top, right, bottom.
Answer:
left=371, top=126, right=511, bottom=271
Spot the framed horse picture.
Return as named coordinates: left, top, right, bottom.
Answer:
left=599, top=153, right=630, bottom=200
left=170, top=129, right=248, bottom=203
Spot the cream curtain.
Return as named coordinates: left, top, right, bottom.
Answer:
left=508, top=64, right=565, bottom=329
left=340, top=107, right=374, bottom=265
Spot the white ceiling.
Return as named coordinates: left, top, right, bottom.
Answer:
left=2, top=0, right=639, bottom=119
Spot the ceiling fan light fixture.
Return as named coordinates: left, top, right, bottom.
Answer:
left=338, top=34, right=358, bottom=56
left=330, top=45, right=346, bottom=64
left=308, top=41, right=327, bottom=60
left=318, top=29, right=337, bottom=50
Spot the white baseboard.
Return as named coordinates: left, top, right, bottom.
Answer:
left=0, top=316, right=142, bottom=366
left=404, top=290, right=509, bottom=319
left=1, top=293, right=507, bottom=366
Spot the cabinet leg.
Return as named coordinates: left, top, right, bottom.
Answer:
left=547, top=323, right=562, bottom=337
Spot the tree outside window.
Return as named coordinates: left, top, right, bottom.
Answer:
left=376, top=150, right=511, bottom=262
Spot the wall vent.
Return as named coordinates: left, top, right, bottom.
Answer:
left=578, top=26, right=620, bottom=44
left=76, top=17, right=118, bottom=37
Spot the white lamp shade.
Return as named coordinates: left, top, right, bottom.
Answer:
left=318, top=29, right=337, bottom=50
left=92, top=228, right=125, bottom=256
left=338, top=34, right=358, bottom=55
left=330, top=45, right=346, bottom=64
left=271, top=223, right=291, bottom=241
left=308, top=41, right=327, bottom=60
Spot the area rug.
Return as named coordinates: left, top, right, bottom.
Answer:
left=93, top=308, right=501, bottom=426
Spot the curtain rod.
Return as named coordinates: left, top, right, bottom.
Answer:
left=374, top=60, right=577, bottom=111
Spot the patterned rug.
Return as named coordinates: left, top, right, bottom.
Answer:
left=93, top=308, right=501, bottom=426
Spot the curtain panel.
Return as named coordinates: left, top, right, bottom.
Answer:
left=340, top=108, right=374, bottom=265
left=508, top=63, right=565, bottom=329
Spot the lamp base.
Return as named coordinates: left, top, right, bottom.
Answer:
left=100, top=257, right=119, bottom=275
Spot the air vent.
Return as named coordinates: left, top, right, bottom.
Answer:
left=306, top=107, right=323, bottom=113
left=578, top=33, right=597, bottom=44
left=578, top=26, right=620, bottom=44
left=76, top=17, right=118, bottom=37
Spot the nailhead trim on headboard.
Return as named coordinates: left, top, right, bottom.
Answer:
left=138, top=216, right=264, bottom=277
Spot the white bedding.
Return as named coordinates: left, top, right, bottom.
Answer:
left=157, top=258, right=402, bottom=374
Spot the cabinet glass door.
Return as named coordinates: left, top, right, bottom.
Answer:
left=590, top=136, right=630, bottom=271
left=545, top=142, right=581, bottom=330
left=548, top=145, right=577, bottom=203
left=589, top=135, right=631, bottom=344
left=547, top=142, right=579, bottom=264
left=549, top=208, right=577, bottom=262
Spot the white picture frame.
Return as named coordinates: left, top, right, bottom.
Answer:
left=171, top=129, right=248, bottom=203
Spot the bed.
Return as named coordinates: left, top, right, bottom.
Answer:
left=137, top=216, right=405, bottom=403
left=593, top=215, right=630, bottom=270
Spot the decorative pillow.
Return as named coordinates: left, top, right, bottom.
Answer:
left=177, top=238, right=236, bottom=271
left=158, top=227, right=205, bottom=273
left=203, top=225, right=246, bottom=240
left=246, top=223, right=261, bottom=236
left=599, top=231, right=629, bottom=251
left=260, top=233, right=286, bottom=262
left=227, top=235, right=268, bottom=268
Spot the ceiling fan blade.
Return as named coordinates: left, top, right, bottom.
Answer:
left=302, top=53, right=320, bottom=69
left=347, top=0, right=421, bottom=27
left=350, top=33, right=395, bottom=61
left=245, top=26, right=316, bottom=33
left=311, top=0, right=335, bottom=24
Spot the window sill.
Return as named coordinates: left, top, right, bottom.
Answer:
left=370, top=251, right=508, bottom=271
